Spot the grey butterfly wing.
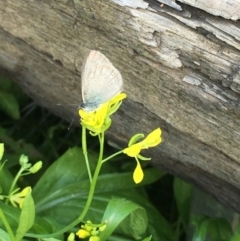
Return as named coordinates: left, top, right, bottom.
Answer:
left=81, top=50, right=123, bottom=110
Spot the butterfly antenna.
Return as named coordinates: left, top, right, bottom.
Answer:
left=68, top=107, right=79, bottom=130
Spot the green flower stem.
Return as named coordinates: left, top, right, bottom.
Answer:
left=102, top=150, right=123, bottom=163
left=25, top=131, right=105, bottom=239
left=77, top=131, right=105, bottom=220
left=82, top=126, right=92, bottom=182
left=0, top=208, right=15, bottom=241
left=5, top=167, right=24, bottom=204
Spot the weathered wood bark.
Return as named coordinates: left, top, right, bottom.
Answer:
left=1, top=0, right=240, bottom=212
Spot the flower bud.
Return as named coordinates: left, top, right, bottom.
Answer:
left=99, top=224, right=107, bottom=232
left=67, top=232, right=75, bottom=241
left=29, top=161, right=42, bottom=173
left=76, top=229, right=90, bottom=238
left=19, top=154, right=29, bottom=166
left=91, top=230, right=98, bottom=236
left=89, top=236, right=100, bottom=241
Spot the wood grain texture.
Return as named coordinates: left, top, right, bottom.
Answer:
left=157, top=0, right=240, bottom=20
left=0, top=0, right=240, bottom=211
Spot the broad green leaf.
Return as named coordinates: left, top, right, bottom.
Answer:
left=0, top=203, right=20, bottom=231
left=116, top=204, right=148, bottom=239
left=173, top=177, right=192, bottom=229
left=0, top=202, right=56, bottom=235
left=0, top=228, right=11, bottom=241
left=99, top=198, right=146, bottom=241
left=32, top=147, right=93, bottom=208
left=15, top=190, right=35, bottom=241
left=192, top=215, right=232, bottom=241
left=0, top=91, right=20, bottom=119
left=33, top=147, right=163, bottom=214
left=0, top=166, right=14, bottom=195
left=192, top=215, right=210, bottom=241
left=208, top=218, right=232, bottom=241
left=142, top=235, right=152, bottom=241
left=29, top=147, right=165, bottom=239
left=0, top=78, right=28, bottom=104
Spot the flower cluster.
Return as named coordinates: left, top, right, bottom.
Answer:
left=79, top=93, right=126, bottom=135
left=79, top=93, right=162, bottom=184
left=76, top=221, right=106, bottom=241
left=9, top=186, right=31, bottom=209
left=0, top=144, right=42, bottom=209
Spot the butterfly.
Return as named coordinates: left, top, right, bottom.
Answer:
left=81, top=50, right=123, bottom=112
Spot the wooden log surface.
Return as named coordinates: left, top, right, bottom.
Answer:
left=1, top=0, right=240, bottom=212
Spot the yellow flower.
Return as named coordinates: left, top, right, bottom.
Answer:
left=133, top=159, right=144, bottom=184
left=124, top=128, right=162, bottom=157
left=123, top=128, right=162, bottom=183
left=142, top=128, right=162, bottom=148
left=79, top=93, right=126, bottom=134
left=76, top=221, right=106, bottom=240
left=10, top=186, right=32, bottom=209
left=76, top=229, right=90, bottom=238
left=123, top=143, right=142, bottom=158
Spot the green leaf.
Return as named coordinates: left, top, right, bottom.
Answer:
left=0, top=165, right=14, bottom=195
left=15, top=190, right=35, bottom=241
left=208, top=218, right=232, bottom=241
left=116, top=205, right=148, bottom=239
left=0, top=91, right=20, bottom=119
left=192, top=216, right=232, bottom=241
left=0, top=202, right=58, bottom=236
left=173, top=177, right=192, bottom=229
left=0, top=228, right=11, bottom=241
left=99, top=198, right=147, bottom=241
left=192, top=215, right=210, bottom=241
left=142, top=235, right=152, bottom=241
left=0, top=203, right=21, bottom=231
left=28, top=148, right=166, bottom=239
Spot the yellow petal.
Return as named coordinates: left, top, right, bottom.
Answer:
left=79, top=103, right=109, bottom=133
left=10, top=186, right=32, bottom=209
left=123, top=143, right=142, bottom=157
left=142, top=128, right=162, bottom=148
left=19, top=187, right=32, bottom=197
left=76, top=229, right=90, bottom=238
left=108, top=93, right=127, bottom=106
left=133, top=159, right=144, bottom=184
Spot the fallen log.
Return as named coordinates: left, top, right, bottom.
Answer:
left=0, top=0, right=240, bottom=212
